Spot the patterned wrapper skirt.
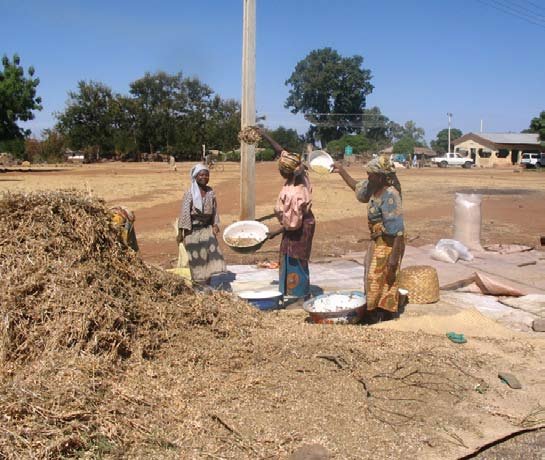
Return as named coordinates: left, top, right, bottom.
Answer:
left=184, top=226, right=226, bottom=282
left=279, top=255, right=310, bottom=298
left=364, top=223, right=403, bottom=313
left=279, top=212, right=315, bottom=298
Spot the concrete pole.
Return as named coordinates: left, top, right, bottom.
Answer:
left=447, top=112, right=452, bottom=153
left=240, top=0, right=256, bottom=220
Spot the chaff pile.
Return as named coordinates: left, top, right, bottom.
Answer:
left=1, top=191, right=543, bottom=459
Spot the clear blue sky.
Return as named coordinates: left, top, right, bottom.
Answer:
left=2, top=0, right=544, bottom=142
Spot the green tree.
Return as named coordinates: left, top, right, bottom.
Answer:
left=0, top=54, right=42, bottom=143
left=430, top=128, right=463, bottom=154
left=41, top=129, right=66, bottom=162
left=326, top=133, right=371, bottom=157
left=527, top=111, right=545, bottom=143
left=259, top=126, right=304, bottom=152
left=56, top=81, right=117, bottom=158
left=399, top=120, right=426, bottom=146
left=393, top=136, right=416, bottom=155
left=285, top=48, right=374, bottom=145
left=203, top=96, right=240, bottom=153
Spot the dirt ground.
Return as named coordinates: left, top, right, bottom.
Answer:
left=2, top=163, right=545, bottom=459
left=2, top=161, right=544, bottom=267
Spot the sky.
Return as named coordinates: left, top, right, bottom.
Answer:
left=2, top=0, right=545, bottom=143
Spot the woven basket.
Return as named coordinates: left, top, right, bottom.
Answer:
left=398, top=265, right=440, bottom=304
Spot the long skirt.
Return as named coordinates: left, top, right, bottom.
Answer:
left=364, top=232, right=403, bottom=313
left=184, top=226, right=226, bottom=283
left=278, top=212, right=315, bottom=298
left=279, top=255, right=310, bottom=298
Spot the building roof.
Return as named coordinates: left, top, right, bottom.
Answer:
left=477, top=132, right=540, bottom=144
left=379, top=146, right=436, bottom=156
left=453, top=132, right=543, bottom=151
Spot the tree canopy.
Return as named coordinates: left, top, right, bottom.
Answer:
left=430, top=128, right=463, bottom=154
left=55, top=71, right=241, bottom=160
left=527, top=110, right=545, bottom=143
left=285, top=48, right=373, bottom=145
left=259, top=126, right=305, bottom=153
left=56, top=81, right=117, bottom=157
left=326, top=134, right=371, bottom=157
left=0, top=54, right=42, bottom=141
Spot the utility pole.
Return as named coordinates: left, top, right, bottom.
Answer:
left=447, top=112, right=453, bottom=153
left=240, top=0, right=256, bottom=220
left=480, top=119, right=483, bottom=133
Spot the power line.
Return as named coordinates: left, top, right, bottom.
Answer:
left=495, top=0, right=545, bottom=20
left=524, top=0, right=545, bottom=15
left=509, top=0, right=545, bottom=18
left=477, top=0, right=545, bottom=29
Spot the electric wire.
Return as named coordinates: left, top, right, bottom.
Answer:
left=493, top=0, right=545, bottom=20
left=476, top=0, right=545, bottom=29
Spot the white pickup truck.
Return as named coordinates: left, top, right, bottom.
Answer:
left=431, top=152, right=474, bottom=168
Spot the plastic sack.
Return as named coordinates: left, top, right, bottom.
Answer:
left=431, top=245, right=459, bottom=264
left=431, top=239, right=474, bottom=264
left=438, top=239, right=473, bottom=261
left=453, top=193, right=483, bottom=251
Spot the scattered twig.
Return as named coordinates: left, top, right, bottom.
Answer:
left=517, top=261, right=537, bottom=267
left=356, top=377, right=371, bottom=397
left=210, top=414, right=258, bottom=454
left=315, top=354, right=346, bottom=369
left=440, top=425, right=468, bottom=449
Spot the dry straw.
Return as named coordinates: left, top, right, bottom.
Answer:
left=238, top=126, right=262, bottom=145
left=1, top=191, right=542, bottom=459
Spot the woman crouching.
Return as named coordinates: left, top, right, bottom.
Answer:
left=177, top=164, right=226, bottom=285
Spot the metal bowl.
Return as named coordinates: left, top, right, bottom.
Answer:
left=223, top=220, right=269, bottom=253
left=303, top=291, right=366, bottom=324
left=308, top=150, right=334, bottom=175
left=238, top=289, right=283, bottom=311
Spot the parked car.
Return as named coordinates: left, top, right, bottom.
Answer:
left=431, top=152, right=474, bottom=168
left=521, top=152, right=545, bottom=168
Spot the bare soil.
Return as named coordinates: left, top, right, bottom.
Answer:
left=3, top=162, right=544, bottom=267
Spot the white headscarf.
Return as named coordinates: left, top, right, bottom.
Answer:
left=190, top=164, right=209, bottom=211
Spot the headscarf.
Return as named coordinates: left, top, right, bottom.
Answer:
left=278, top=150, right=302, bottom=175
left=365, top=155, right=395, bottom=174
left=190, top=163, right=209, bottom=211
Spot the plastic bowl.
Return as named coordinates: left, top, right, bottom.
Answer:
left=238, top=289, right=283, bottom=311
left=303, top=291, right=366, bottom=324
left=308, top=150, right=334, bottom=175
left=223, top=220, right=269, bottom=253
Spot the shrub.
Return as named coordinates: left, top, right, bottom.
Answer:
left=256, top=148, right=275, bottom=161
left=225, top=150, right=240, bottom=162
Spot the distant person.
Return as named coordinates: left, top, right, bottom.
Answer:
left=332, top=156, right=405, bottom=321
left=177, top=164, right=226, bottom=285
left=412, top=155, right=418, bottom=168
left=259, top=129, right=315, bottom=301
left=169, top=155, right=177, bottom=171
left=110, top=206, right=139, bottom=251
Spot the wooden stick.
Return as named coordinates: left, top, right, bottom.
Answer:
left=517, top=261, right=537, bottom=267
left=440, top=275, right=476, bottom=291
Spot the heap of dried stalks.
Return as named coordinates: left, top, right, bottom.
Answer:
left=238, top=126, right=262, bottom=145
left=1, top=191, right=543, bottom=459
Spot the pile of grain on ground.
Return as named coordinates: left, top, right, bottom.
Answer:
left=1, top=191, right=543, bottom=459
